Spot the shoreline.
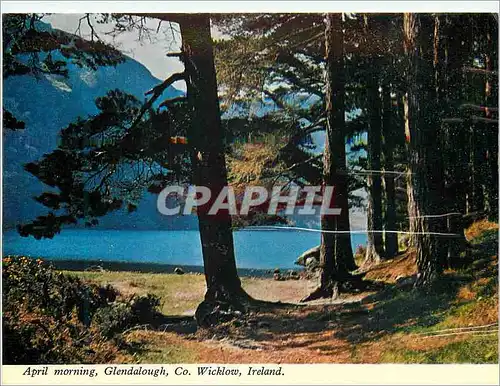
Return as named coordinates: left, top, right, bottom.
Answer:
left=34, top=258, right=299, bottom=278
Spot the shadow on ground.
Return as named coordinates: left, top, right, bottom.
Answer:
left=194, top=252, right=496, bottom=352
left=133, top=231, right=498, bottom=356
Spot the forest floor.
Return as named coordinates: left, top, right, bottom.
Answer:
left=72, top=220, right=499, bottom=364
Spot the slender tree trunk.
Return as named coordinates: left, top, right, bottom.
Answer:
left=439, top=15, right=476, bottom=267
left=382, top=81, right=398, bottom=258
left=468, top=12, right=485, bottom=217
left=302, top=13, right=356, bottom=301
left=432, top=14, right=456, bottom=268
left=484, top=14, right=498, bottom=218
left=446, top=15, right=471, bottom=217
left=364, top=62, right=385, bottom=266
left=404, top=14, right=447, bottom=286
left=179, top=15, right=250, bottom=326
left=469, top=124, right=485, bottom=213
left=403, top=93, right=417, bottom=249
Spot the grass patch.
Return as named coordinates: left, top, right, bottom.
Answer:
left=68, top=271, right=206, bottom=316
left=352, top=220, right=498, bottom=363
left=381, top=335, right=498, bottom=364
left=123, top=331, right=198, bottom=364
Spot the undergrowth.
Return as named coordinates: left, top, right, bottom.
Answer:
left=3, top=256, right=161, bottom=364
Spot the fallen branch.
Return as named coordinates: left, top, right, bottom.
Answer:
left=441, top=116, right=499, bottom=124
left=442, top=118, right=465, bottom=124
left=472, top=116, right=498, bottom=124
left=407, top=212, right=463, bottom=219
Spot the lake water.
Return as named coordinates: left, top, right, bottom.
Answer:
left=2, top=229, right=367, bottom=269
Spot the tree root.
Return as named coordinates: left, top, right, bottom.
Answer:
left=300, top=286, right=334, bottom=302
left=195, top=286, right=257, bottom=327
left=359, top=245, right=382, bottom=271
left=300, top=273, right=384, bottom=303
left=195, top=299, right=245, bottom=327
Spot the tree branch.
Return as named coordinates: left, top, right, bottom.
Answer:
left=125, top=72, right=185, bottom=140
left=271, top=153, right=322, bottom=186
left=159, top=96, right=187, bottom=108
left=145, top=72, right=185, bottom=97
left=463, top=66, right=498, bottom=76
left=459, top=103, right=498, bottom=113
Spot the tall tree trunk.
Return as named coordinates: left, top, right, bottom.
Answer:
left=484, top=14, right=498, bottom=218
left=364, top=62, right=385, bottom=266
left=179, top=15, right=250, bottom=326
left=439, top=15, right=475, bottom=267
left=302, top=13, right=356, bottom=302
left=468, top=18, right=485, bottom=216
left=381, top=81, right=398, bottom=258
left=320, top=12, right=357, bottom=284
left=432, top=14, right=456, bottom=268
left=469, top=123, right=485, bottom=213
left=404, top=14, right=447, bottom=286
left=444, top=15, right=470, bottom=217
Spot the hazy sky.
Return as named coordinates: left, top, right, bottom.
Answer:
left=46, top=14, right=187, bottom=89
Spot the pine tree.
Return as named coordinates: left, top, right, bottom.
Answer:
left=364, top=59, right=385, bottom=265
left=381, top=79, right=399, bottom=258
left=177, top=14, right=253, bottom=325
left=301, top=14, right=360, bottom=301
left=16, top=13, right=253, bottom=326
left=403, top=13, right=448, bottom=286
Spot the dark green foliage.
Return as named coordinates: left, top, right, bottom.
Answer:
left=3, top=108, right=25, bottom=130
left=216, top=13, right=498, bottom=284
left=2, top=256, right=162, bottom=363
left=216, top=15, right=367, bottom=210
left=6, top=13, right=499, bottom=291
left=3, top=256, right=117, bottom=323
left=18, top=89, right=191, bottom=239
left=3, top=14, right=124, bottom=78
left=93, top=294, right=161, bottom=338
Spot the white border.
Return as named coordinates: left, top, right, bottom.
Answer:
left=1, top=1, right=499, bottom=14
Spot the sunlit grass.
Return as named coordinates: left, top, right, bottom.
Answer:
left=380, top=335, right=498, bottom=364
left=67, top=271, right=206, bottom=316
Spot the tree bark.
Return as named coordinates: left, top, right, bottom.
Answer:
left=302, top=13, right=356, bottom=301
left=364, top=62, right=385, bottom=266
left=444, top=15, right=470, bottom=217
left=179, top=15, right=250, bottom=326
left=381, top=81, right=399, bottom=258
left=439, top=15, right=476, bottom=266
left=468, top=18, right=485, bottom=216
left=403, top=14, right=447, bottom=287
left=484, top=14, right=498, bottom=218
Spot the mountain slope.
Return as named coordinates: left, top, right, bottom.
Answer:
left=2, top=46, right=196, bottom=231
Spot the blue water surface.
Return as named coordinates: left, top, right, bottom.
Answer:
left=2, top=229, right=367, bottom=269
